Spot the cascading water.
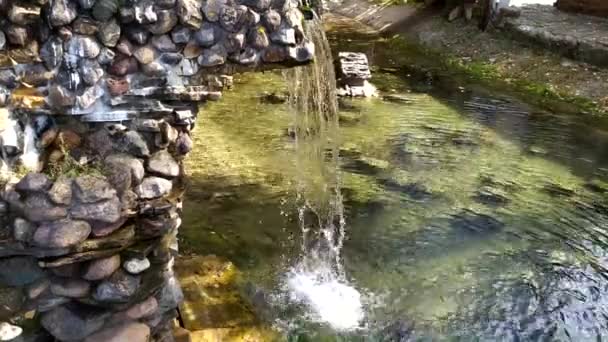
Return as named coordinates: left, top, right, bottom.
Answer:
left=283, top=16, right=364, bottom=330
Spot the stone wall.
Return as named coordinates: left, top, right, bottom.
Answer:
left=555, top=0, right=608, bottom=17
left=0, top=0, right=314, bottom=341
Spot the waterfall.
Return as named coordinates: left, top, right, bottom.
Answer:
left=283, top=16, right=363, bottom=331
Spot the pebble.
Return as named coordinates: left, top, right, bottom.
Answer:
left=123, top=257, right=151, bottom=275
left=0, top=322, right=22, bottom=341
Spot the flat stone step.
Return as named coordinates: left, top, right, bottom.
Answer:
left=503, top=5, right=608, bottom=68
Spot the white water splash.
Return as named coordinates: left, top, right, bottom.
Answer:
left=287, top=269, right=364, bottom=330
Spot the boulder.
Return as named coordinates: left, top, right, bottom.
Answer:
left=33, top=219, right=91, bottom=248
left=23, top=194, right=68, bottom=222
left=147, top=150, right=180, bottom=177
left=73, top=175, right=117, bottom=204
left=41, top=304, right=110, bottom=341
left=82, top=255, right=121, bottom=281
left=15, top=173, right=51, bottom=193
left=70, top=197, right=122, bottom=224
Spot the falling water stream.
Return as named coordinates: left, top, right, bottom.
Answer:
left=283, top=17, right=364, bottom=330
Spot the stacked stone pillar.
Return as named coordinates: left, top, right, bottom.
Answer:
left=0, top=0, right=314, bottom=340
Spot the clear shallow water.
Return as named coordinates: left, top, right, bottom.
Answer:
left=182, top=17, right=608, bottom=341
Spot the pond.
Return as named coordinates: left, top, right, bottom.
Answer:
left=181, top=15, right=608, bottom=341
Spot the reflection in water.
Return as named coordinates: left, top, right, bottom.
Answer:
left=182, top=16, right=608, bottom=341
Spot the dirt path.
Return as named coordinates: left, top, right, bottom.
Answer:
left=328, top=0, right=608, bottom=115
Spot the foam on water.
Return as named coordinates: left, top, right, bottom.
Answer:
left=287, top=270, right=364, bottom=331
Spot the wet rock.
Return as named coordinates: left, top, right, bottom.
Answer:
left=147, top=150, right=180, bottom=177
left=74, top=175, right=117, bottom=203
left=8, top=4, right=41, bottom=25
left=83, top=255, right=121, bottom=281
left=249, top=26, right=269, bottom=49
left=50, top=278, right=91, bottom=298
left=135, top=177, right=173, bottom=199
left=15, top=173, right=52, bottom=193
left=148, top=10, right=178, bottom=35
left=271, top=27, right=296, bottom=45
left=93, top=0, right=119, bottom=22
left=13, top=217, right=34, bottom=242
left=40, top=37, right=63, bottom=70
left=73, top=17, right=99, bottom=35
left=98, top=47, right=116, bottom=65
left=198, top=44, right=226, bottom=67
left=125, top=25, right=149, bottom=45
left=171, top=26, right=192, bottom=44
left=141, top=61, right=166, bottom=77
left=0, top=257, right=44, bottom=287
left=49, top=0, right=77, bottom=27
left=123, top=257, right=150, bottom=275
left=23, top=194, right=68, bottom=222
left=33, top=219, right=91, bottom=248
left=5, top=24, right=30, bottom=46
left=98, top=18, right=121, bottom=47
left=0, top=322, right=22, bottom=341
left=94, top=270, right=140, bottom=303
left=175, top=133, right=193, bottom=156
left=115, top=131, right=150, bottom=157
left=151, top=35, right=177, bottom=52
left=133, top=45, right=156, bottom=64
left=262, top=44, right=287, bottom=63
left=67, top=35, right=101, bottom=58
left=193, top=23, right=217, bottom=47
left=202, top=0, right=227, bottom=22
left=109, top=56, right=138, bottom=76
left=41, top=304, right=110, bottom=341
left=26, top=278, right=50, bottom=300
left=263, top=10, right=281, bottom=32
left=122, top=297, right=157, bottom=320
left=106, top=77, right=129, bottom=96
left=70, top=197, right=122, bottom=224
left=84, top=322, right=150, bottom=342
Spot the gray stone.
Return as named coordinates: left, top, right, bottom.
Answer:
left=0, top=70, right=17, bottom=88
left=151, top=35, right=177, bottom=52
left=177, top=0, right=203, bottom=29
left=116, top=38, right=134, bottom=56
left=93, top=0, right=120, bottom=22
left=141, top=61, right=166, bottom=77
left=0, top=257, right=44, bottom=287
left=176, top=58, right=199, bottom=76
left=33, top=219, right=91, bottom=248
left=115, top=131, right=150, bottom=157
left=80, top=60, right=104, bottom=86
left=90, top=217, right=127, bottom=237
left=70, top=197, right=122, bottom=224
left=0, top=322, right=22, bottom=341
left=263, top=10, right=281, bottom=32
left=157, top=0, right=177, bottom=8
left=147, top=150, right=180, bottom=177
left=56, top=67, right=83, bottom=92
left=98, top=18, right=121, bottom=47
left=0, top=287, right=24, bottom=320
left=8, top=4, right=41, bottom=26
left=171, top=26, right=192, bottom=44
left=148, top=10, right=178, bottom=35
left=49, top=0, right=77, bottom=27
left=50, top=278, right=91, bottom=298
left=121, top=297, right=158, bottom=320
left=84, top=322, right=150, bottom=342
left=125, top=25, right=150, bottom=45
left=15, top=173, right=52, bottom=193
left=284, top=8, right=304, bottom=28
left=26, top=278, right=50, bottom=300
left=225, top=32, right=245, bottom=53
left=40, top=37, right=63, bottom=70
left=202, top=0, right=227, bottom=22
left=289, top=42, right=315, bottom=63
left=79, top=0, right=96, bottom=9
left=135, top=177, right=173, bottom=199
left=134, top=1, right=157, bottom=25
left=98, top=47, right=116, bottom=65
left=156, top=274, right=183, bottom=313
left=5, top=25, right=29, bottom=46
left=78, top=85, right=103, bottom=109
left=220, top=5, right=247, bottom=32
left=52, top=263, right=82, bottom=278
left=105, top=154, right=145, bottom=185
left=119, top=7, right=135, bottom=24
left=183, top=41, right=203, bottom=58
left=13, top=217, right=34, bottom=242
left=232, top=47, right=259, bottom=65
left=198, top=44, right=226, bottom=67
left=133, top=45, right=157, bottom=64
left=66, top=35, right=101, bottom=58
left=0, top=32, right=5, bottom=51
left=72, top=17, right=99, bottom=35
left=41, top=304, right=110, bottom=341
left=249, top=26, right=269, bottom=49
left=48, top=85, right=76, bottom=108
left=243, top=0, right=270, bottom=11
left=83, top=255, right=121, bottom=281
left=175, top=133, right=193, bottom=156
left=23, top=194, right=68, bottom=222
left=271, top=27, right=296, bottom=45
left=123, top=257, right=150, bottom=275
left=74, top=175, right=117, bottom=203
left=94, top=271, right=140, bottom=303
left=36, top=294, right=71, bottom=313
left=193, top=23, right=217, bottom=47
left=262, top=44, right=287, bottom=63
